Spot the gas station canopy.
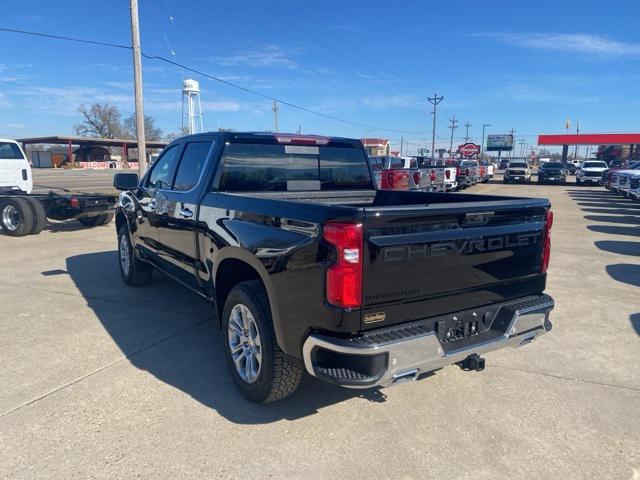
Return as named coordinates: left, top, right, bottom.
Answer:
left=538, top=133, right=640, bottom=146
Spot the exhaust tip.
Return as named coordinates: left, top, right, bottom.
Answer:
left=391, top=369, right=419, bottom=385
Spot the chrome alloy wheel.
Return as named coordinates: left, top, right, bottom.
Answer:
left=2, top=205, right=20, bottom=231
left=228, top=304, right=262, bottom=384
left=119, top=234, right=131, bottom=276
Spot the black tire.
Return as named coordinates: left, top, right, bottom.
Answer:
left=222, top=280, right=303, bottom=404
left=79, top=215, right=103, bottom=227
left=100, top=212, right=115, bottom=225
left=26, top=198, right=47, bottom=235
left=503, top=177, right=508, bottom=184
left=576, top=177, right=582, bottom=186
left=117, top=225, right=153, bottom=286
left=0, top=197, right=35, bottom=237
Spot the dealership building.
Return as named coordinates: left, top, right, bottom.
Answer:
left=537, top=133, right=640, bottom=163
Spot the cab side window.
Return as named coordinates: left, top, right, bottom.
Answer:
left=146, top=144, right=183, bottom=189
left=173, top=142, right=212, bottom=191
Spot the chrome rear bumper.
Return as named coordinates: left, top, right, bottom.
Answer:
left=303, top=295, right=554, bottom=389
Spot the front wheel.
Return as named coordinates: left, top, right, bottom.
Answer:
left=117, top=225, right=152, bottom=286
left=222, top=280, right=303, bottom=403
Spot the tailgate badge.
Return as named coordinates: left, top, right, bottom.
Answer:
left=463, top=212, right=493, bottom=226
left=364, top=312, right=386, bottom=324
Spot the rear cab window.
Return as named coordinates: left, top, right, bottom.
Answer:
left=218, top=143, right=373, bottom=192
left=0, top=142, right=26, bottom=160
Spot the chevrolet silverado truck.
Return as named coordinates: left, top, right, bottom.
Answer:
left=113, top=132, right=555, bottom=403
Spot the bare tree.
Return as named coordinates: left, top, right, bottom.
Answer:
left=123, top=113, right=163, bottom=141
left=74, top=103, right=124, bottom=138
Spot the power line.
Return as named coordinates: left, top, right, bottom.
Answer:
left=0, top=26, right=427, bottom=135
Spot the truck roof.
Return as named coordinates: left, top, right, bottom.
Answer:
left=174, top=131, right=363, bottom=149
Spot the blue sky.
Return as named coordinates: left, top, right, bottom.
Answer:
left=1, top=0, right=639, bottom=154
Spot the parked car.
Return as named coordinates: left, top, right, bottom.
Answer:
left=461, top=160, right=480, bottom=185
left=537, top=162, right=567, bottom=185
left=415, top=157, right=458, bottom=192
left=610, top=164, right=640, bottom=193
left=480, top=160, right=495, bottom=178
left=604, top=161, right=640, bottom=189
left=113, top=131, right=555, bottom=403
left=576, top=160, right=608, bottom=186
left=372, top=156, right=432, bottom=192
left=627, top=173, right=640, bottom=200
left=0, top=138, right=116, bottom=236
left=503, top=160, right=531, bottom=184
left=498, top=159, right=509, bottom=170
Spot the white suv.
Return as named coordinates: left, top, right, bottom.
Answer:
left=576, top=160, right=607, bottom=186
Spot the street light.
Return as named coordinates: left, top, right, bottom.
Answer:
left=481, top=124, right=491, bottom=160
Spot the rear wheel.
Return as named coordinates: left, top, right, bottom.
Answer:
left=117, top=225, right=153, bottom=286
left=222, top=280, right=303, bottom=403
left=100, top=212, right=115, bottom=225
left=0, top=198, right=35, bottom=237
left=26, top=198, right=47, bottom=235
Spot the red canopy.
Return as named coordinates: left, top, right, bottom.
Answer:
left=538, top=133, right=640, bottom=146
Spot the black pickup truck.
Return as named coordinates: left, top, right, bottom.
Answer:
left=113, top=132, right=555, bottom=403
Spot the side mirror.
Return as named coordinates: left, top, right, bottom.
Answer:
left=113, top=172, right=139, bottom=191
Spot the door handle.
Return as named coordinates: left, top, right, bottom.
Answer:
left=149, top=198, right=157, bottom=209
left=180, top=207, right=193, bottom=218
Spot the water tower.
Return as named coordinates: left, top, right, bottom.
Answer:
left=182, top=78, right=203, bottom=134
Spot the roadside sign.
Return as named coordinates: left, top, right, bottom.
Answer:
left=486, top=134, right=514, bottom=151
left=457, top=143, right=481, bottom=157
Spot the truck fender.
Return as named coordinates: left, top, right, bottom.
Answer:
left=211, top=247, right=287, bottom=354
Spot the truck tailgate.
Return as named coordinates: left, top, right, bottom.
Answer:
left=360, top=199, right=549, bottom=329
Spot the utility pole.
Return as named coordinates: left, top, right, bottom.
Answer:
left=508, top=128, right=516, bottom=159
left=463, top=122, right=472, bottom=143
left=574, top=121, right=580, bottom=160
left=129, top=0, right=147, bottom=177
left=519, top=138, right=527, bottom=157
left=448, top=114, right=458, bottom=157
left=272, top=101, right=279, bottom=132
left=427, top=93, right=444, bottom=159
left=400, top=136, right=404, bottom=156
left=481, top=123, right=491, bottom=160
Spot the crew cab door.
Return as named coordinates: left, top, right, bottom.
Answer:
left=154, top=139, right=215, bottom=288
left=134, top=143, right=184, bottom=257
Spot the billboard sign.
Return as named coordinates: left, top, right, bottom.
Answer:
left=457, top=143, right=481, bottom=157
left=486, top=134, right=514, bottom=151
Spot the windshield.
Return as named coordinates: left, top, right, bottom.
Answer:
left=583, top=161, right=607, bottom=169
left=542, top=163, right=564, bottom=169
left=509, top=163, right=527, bottom=168
left=0, top=142, right=25, bottom=160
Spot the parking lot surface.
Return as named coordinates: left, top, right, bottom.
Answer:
left=1, top=178, right=639, bottom=479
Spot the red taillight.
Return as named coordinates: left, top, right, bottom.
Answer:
left=412, top=170, right=421, bottom=185
left=70, top=197, right=80, bottom=209
left=430, top=170, right=436, bottom=182
left=541, top=210, right=553, bottom=273
left=323, top=222, right=363, bottom=309
left=445, top=169, right=451, bottom=179
left=456, top=166, right=461, bottom=177
left=465, top=168, right=470, bottom=176
left=381, top=170, right=409, bottom=190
